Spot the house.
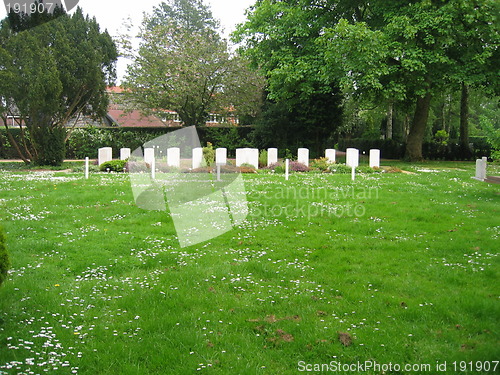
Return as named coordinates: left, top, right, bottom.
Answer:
left=103, top=86, right=239, bottom=128
left=1, top=86, right=239, bottom=129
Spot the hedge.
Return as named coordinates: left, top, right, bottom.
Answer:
left=339, top=137, right=492, bottom=160
left=1, top=127, right=492, bottom=161
left=0, top=126, right=257, bottom=160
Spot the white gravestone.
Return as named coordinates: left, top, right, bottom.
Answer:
left=474, top=158, right=486, bottom=181
left=235, top=148, right=245, bottom=167
left=325, top=149, right=336, bottom=163
left=346, top=148, right=359, bottom=168
left=144, top=148, right=155, bottom=166
left=216, top=148, right=227, bottom=165
left=236, top=148, right=259, bottom=169
left=167, top=147, right=180, bottom=168
left=247, top=148, right=259, bottom=169
left=98, top=147, right=112, bottom=165
left=120, top=148, right=131, bottom=160
left=268, top=148, right=278, bottom=166
left=192, top=147, right=203, bottom=169
left=298, top=148, right=309, bottom=167
left=369, top=149, right=380, bottom=168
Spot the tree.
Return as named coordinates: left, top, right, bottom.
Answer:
left=122, top=0, right=264, bottom=126
left=0, top=7, right=117, bottom=165
left=319, top=0, right=499, bottom=160
left=237, top=0, right=498, bottom=161
left=233, top=0, right=355, bottom=148
left=146, top=0, right=220, bottom=33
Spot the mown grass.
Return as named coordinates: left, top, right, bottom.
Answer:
left=0, top=161, right=499, bottom=374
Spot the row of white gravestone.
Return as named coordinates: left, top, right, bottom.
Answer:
left=97, top=147, right=382, bottom=169
left=98, top=147, right=131, bottom=165
left=346, top=148, right=381, bottom=168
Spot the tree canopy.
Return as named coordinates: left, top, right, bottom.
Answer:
left=0, top=6, right=117, bottom=165
left=235, top=0, right=499, bottom=161
left=122, top=0, right=264, bottom=127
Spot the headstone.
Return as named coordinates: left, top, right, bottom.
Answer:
left=298, top=148, right=309, bottom=167
left=267, top=148, right=278, bottom=166
left=325, top=149, right=336, bottom=163
left=247, top=148, right=259, bottom=170
left=192, top=147, right=203, bottom=169
left=346, top=148, right=359, bottom=168
left=235, top=148, right=246, bottom=167
left=351, top=166, right=356, bottom=181
left=216, top=148, right=227, bottom=165
left=474, top=158, right=486, bottom=181
left=120, top=148, right=131, bottom=160
left=98, top=147, right=112, bottom=165
left=167, top=147, right=181, bottom=168
left=144, top=147, right=155, bottom=166
left=369, top=149, right=380, bottom=168
left=285, top=159, right=289, bottom=181
left=236, top=148, right=259, bottom=169
left=151, top=156, right=156, bottom=180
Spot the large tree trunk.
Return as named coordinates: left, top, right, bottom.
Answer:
left=2, top=120, right=30, bottom=164
left=386, top=102, right=393, bottom=140
left=459, top=83, right=472, bottom=159
left=405, top=93, right=432, bottom=161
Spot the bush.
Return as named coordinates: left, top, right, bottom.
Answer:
left=100, top=159, right=128, bottom=172
left=0, top=226, right=10, bottom=288
left=328, top=164, right=353, bottom=174
left=289, top=161, right=310, bottom=172
left=310, top=157, right=333, bottom=172
left=263, top=162, right=284, bottom=173
left=203, top=142, right=215, bottom=166
left=31, top=126, right=67, bottom=166
left=239, top=165, right=257, bottom=173
left=328, top=164, right=378, bottom=174
left=259, top=150, right=268, bottom=168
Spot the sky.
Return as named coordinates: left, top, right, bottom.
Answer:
left=0, top=0, right=257, bottom=82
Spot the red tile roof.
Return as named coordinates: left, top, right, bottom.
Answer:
left=107, top=109, right=167, bottom=128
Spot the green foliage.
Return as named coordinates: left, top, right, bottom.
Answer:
left=203, top=126, right=252, bottom=152
left=328, top=164, right=378, bottom=174
left=328, top=163, right=353, bottom=174
left=263, top=161, right=284, bottom=173
left=310, top=157, right=333, bottom=172
left=282, top=148, right=293, bottom=160
left=480, top=115, right=500, bottom=161
left=122, top=0, right=264, bottom=126
left=31, top=125, right=67, bottom=166
left=0, top=7, right=118, bottom=165
left=99, top=159, right=127, bottom=172
left=202, top=142, right=215, bottom=166
left=0, top=225, right=9, bottom=287
left=147, top=0, right=220, bottom=33
left=258, top=149, right=268, bottom=168
left=434, top=130, right=449, bottom=147
left=7, top=0, right=67, bottom=32
left=339, top=138, right=405, bottom=160
left=67, top=127, right=113, bottom=159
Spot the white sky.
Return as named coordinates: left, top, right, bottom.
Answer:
left=0, top=0, right=256, bottom=82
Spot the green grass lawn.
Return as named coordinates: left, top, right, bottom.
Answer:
left=0, top=161, right=499, bottom=374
